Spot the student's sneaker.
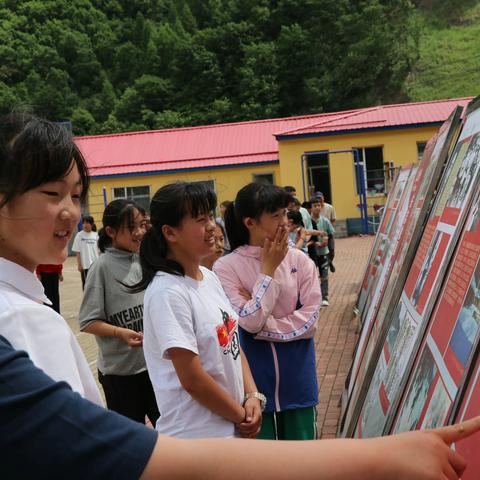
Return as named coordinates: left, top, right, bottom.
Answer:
left=322, top=299, right=330, bottom=307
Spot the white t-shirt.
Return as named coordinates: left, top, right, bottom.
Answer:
left=143, top=267, right=244, bottom=438
left=0, top=258, right=103, bottom=405
left=320, top=203, right=336, bottom=223
left=72, top=230, right=99, bottom=269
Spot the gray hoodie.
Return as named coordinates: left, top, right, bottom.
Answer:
left=78, top=248, right=147, bottom=376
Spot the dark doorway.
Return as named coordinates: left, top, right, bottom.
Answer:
left=307, top=152, right=331, bottom=203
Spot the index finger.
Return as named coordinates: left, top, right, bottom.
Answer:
left=435, top=416, right=480, bottom=444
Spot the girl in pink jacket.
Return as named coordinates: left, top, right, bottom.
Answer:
left=214, top=183, right=322, bottom=440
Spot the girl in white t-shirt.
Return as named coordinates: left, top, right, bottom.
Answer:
left=130, top=181, right=263, bottom=439
left=72, top=214, right=99, bottom=289
left=0, top=112, right=102, bottom=405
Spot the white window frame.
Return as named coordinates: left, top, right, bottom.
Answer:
left=112, top=185, right=151, bottom=212
left=252, top=172, right=275, bottom=184
left=353, top=146, right=385, bottom=196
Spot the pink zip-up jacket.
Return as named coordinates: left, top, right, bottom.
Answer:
left=214, top=245, right=321, bottom=341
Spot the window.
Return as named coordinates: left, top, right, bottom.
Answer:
left=112, top=185, right=151, bottom=212
left=353, top=146, right=385, bottom=196
left=417, top=142, right=427, bottom=161
left=191, top=180, right=215, bottom=192
left=252, top=173, right=274, bottom=184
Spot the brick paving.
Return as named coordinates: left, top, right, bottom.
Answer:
left=60, top=235, right=374, bottom=436
left=315, top=235, right=374, bottom=438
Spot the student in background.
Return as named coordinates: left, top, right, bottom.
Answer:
left=310, top=198, right=334, bottom=307
left=72, top=214, right=99, bottom=289
left=216, top=200, right=232, bottom=252
left=36, top=263, right=63, bottom=313
left=0, top=112, right=102, bottom=404
left=287, top=210, right=308, bottom=253
left=78, top=199, right=159, bottom=425
left=314, top=192, right=336, bottom=272
left=201, top=221, right=226, bottom=270
left=284, top=185, right=313, bottom=231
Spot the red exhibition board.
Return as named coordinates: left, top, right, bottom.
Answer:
left=391, top=187, right=480, bottom=433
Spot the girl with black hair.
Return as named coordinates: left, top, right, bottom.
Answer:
left=0, top=112, right=102, bottom=404
left=201, top=221, right=226, bottom=270
left=214, top=182, right=321, bottom=440
left=72, top=214, right=99, bottom=289
left=287, top=209, right=309, bottom=253
left=78, top=199, right=159, bottom=425
left=134, top=181, right=262, bottom=438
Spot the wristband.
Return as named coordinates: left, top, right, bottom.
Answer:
left=243, top=392, right=267, bottom=411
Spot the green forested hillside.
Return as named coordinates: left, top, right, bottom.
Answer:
left=0, top=0, right=418, bottom=135
left=0, top=1, right=477, bottom=136
left=405, top=1, right=480, bottom=101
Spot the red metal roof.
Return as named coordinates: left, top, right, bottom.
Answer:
left=75, top=97, right=472, bottom=177
left=275, top=97, right=472, bottom=137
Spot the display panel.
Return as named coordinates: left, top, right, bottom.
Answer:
left=352, top=99, right=480, bottom=437
left=341, top=107, right=463, bottom=435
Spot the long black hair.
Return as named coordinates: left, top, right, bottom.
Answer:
left=225, top=183, right=291, bottom=251
left=0, top=112, right=89, bottom=207
left=130, top=181, right=217, bottom=292
left=98, top=199, right=143, bottom=253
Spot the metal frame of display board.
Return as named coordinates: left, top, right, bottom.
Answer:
left=340, top=106, right=465, bottom=437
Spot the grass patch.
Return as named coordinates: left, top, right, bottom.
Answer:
left=405, top=3, right=480, bottom=101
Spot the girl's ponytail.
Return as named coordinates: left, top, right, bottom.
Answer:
left=224, top=201, right=249, bottom=251
left=129, top=227, right=183, bottom=293
left=97, top=227, right=111, bottom=253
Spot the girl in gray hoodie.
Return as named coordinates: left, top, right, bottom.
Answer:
left=78, top=199, right=159, bottom=425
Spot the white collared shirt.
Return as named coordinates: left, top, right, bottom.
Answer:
left=0, top=258, right=103, bottom=405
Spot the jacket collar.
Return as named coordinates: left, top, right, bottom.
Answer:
left=234, top=245, right=263, bottom=259
left=0, top=257, right=51, bottom=304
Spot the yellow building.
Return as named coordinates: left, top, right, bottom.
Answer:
left=76, top=97, right=471, bottom=236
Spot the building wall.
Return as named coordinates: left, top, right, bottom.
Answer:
left=86, top=163, right=280, bottom=223
left=278, top=125, right=438, bottom=221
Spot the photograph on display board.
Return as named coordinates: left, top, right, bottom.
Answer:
left=348, top=98, right=480, bottom=438
left=422, top=377, right=450, bottom=429
left=391, top=189, right=480, bottom=434
left=355, top=302, right=404, bottom=437
left=452, top=355, right=480, bottom=480
left=394, top=348, right=438, bottom=432
left=341, top=107, right=463, bottom=436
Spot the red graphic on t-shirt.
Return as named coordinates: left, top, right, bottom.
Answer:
left=216, top=309, right=237, bottom=348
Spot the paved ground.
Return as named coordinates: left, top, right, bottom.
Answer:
left=60, top=235, right=374, bottom=437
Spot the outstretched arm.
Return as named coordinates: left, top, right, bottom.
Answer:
left=143, top=418, right=480, bottom=480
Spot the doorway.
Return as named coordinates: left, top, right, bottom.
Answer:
left=307, top=152, right=331, bottom=203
